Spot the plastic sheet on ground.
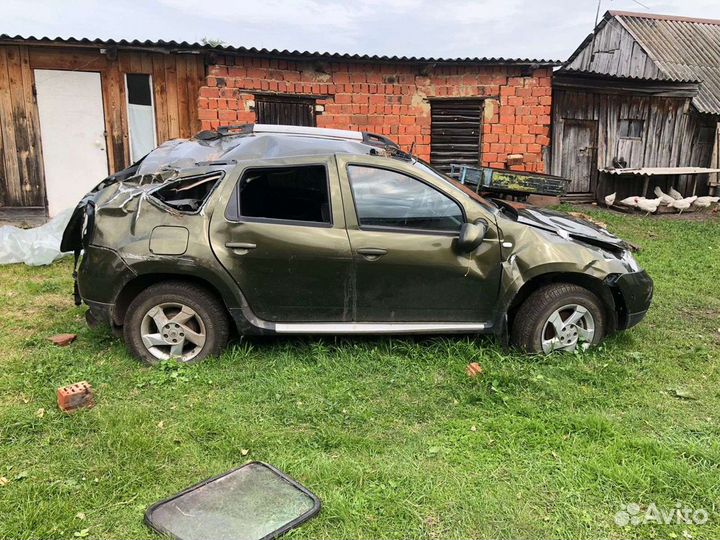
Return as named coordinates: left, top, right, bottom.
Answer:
left=0, top=208, right=73, bottom=266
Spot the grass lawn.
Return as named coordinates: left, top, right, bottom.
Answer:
left=1, top=207, right=719, bottom=540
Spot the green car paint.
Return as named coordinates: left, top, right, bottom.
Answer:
left=61, top=125, right=652, bottom=349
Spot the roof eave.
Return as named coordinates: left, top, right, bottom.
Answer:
left=607, top=10, right=720, bottom=26
left=0, top=35, right=561, bottom=67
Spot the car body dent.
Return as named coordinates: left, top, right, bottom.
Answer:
left=208, top=155, right=356, bottom=323
left=80, top=164, right=249, bottom=316
left=334, top=153, right=503, bottom=324
left=67, top=127, right=652, bottom=341
left=492, top=211, right=649, bottom=338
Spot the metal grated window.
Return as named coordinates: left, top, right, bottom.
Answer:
left=430, top=100, right=483, bottom=174
left=255, top=95, right=316, bottom=127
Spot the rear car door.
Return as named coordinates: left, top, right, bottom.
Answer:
left=337, top=155, right=501, bottom=323
left=209, top=156, right=353, bottom=322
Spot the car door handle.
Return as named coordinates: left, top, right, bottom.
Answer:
left=225, top=241, right=256, bottom=254
left=226, top=242, right=256, bottom=249
left=357, top=247, right=387, bottom=260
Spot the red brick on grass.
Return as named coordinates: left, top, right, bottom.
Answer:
left=49, top=334, right=77, bottom=347
left=57, top=381, right=95, bottom=413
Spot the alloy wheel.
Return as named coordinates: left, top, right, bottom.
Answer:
left=541, top=303, right=596, bottom=353
left=140, top=302, right=207, bottom=362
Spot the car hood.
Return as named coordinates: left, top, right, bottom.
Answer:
left=494, top=200, right=629, bottom=252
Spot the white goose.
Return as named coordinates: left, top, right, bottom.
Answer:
left=668, top=186, right=684, bottom=200
left=619, top=196, right=639, bottom=208
left=693, top=196, right=720, bottom=208
left=636, top=197, right=662, bottom=215
left=653, top=186, right=675, bottom=205
left=668, top=196, right=698, bottom=214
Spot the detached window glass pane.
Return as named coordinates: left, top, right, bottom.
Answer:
left=145, top=462, right=320, bottom=540
left=348, top=165, right=463, bottom=232
left=126, top=73, right=156, bottom=162
left=237, top=166, right=331, bottom=224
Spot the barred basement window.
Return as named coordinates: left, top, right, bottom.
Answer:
left=255, top=95, right=316, bottom=127
left=429, top=99, right=483, bottom=174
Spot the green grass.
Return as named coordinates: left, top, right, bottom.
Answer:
left=1, top=208, right=719, bottom=539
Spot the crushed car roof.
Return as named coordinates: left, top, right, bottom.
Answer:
left=135, top=125, right=401, bottom=176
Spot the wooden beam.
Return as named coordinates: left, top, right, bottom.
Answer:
left=19, top=46, right=45, bottom=207
left=28, top=47, right=109, bottom=71
left=176, top=57, right=190, bottom=139
left=0, top=47, right=22, bottom=206
left=0, top=205, right=47, bottom=226
left=152, top=53, right=169, bottom=144
left=164, top=55, right=179, bottom=139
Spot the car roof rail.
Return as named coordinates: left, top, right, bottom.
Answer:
left=252, top=124, right=365, bottom=141
left=193, top=123, right=400, bottom=150
left=361, top=132, right=399, bottom=149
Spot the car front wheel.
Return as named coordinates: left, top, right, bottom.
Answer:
left=123, top=281, right=230, bottom=365
left=510, top=283, right=606, bottom=354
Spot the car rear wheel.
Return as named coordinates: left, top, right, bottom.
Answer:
left=123, top=281, right=230, bottom=365
left=510, top=283, right=606, bottom=354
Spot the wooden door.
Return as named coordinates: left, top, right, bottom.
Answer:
left=256, top=95, right=316, bottom=126
left=430, top=100, right=483, bottom=174
left=561, top=119, right=598, bottom=194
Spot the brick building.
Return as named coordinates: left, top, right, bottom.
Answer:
left=0, top=35, right=558, bottom=222
left=200, top=53, right=556, bottom=172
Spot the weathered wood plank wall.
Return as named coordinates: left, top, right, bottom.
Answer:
left=0, top=44, right=205, bottom=218
left=0, top=45, right=46, bottom=210
left=552, top=88, right=716, bottom=198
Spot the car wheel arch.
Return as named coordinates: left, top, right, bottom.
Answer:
left=112, top=273, right=235, bottom=330
left=505, top=272, right=619, bottom=335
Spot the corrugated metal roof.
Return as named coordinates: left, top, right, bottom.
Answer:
left=611, top=11, right=720, bottom=114
left=0, top=34, right=561, bottom=66
left=602, top=166, right=720, bottom=175
left=559, top=67, right=698, bottom=84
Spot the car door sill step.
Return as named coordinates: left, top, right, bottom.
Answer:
left=273, top=322, right=489, bottom=334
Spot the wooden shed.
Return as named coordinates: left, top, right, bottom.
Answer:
left=0, top=36, right=205, bottom=223
left=552, top=11, right=720, bottom=202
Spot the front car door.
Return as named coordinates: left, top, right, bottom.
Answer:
left=209, top=156, right=353, bottom=322
left=337, top=155, right=502, bottom=323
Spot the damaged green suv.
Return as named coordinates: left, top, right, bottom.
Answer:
left=62, top=124, right=653, bottom=364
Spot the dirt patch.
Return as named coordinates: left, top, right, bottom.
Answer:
left=677, top=306, right=720, bottom=321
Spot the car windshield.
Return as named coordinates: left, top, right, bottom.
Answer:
left=410, top=160, right=497, bottom=212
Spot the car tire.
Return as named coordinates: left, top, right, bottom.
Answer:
left=123, top=281, right=230, bottom=365
left=510, top=283, right=606, bottom=354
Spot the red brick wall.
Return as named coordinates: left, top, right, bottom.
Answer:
left=198, top=56, right=552, bottom=172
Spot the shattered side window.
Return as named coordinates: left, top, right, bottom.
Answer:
left=152, top=172, right=223, bottom=213
left=228, top=165, right=331, bottom=225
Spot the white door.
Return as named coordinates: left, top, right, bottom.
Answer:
left=34, top=70, right=109, bottom=217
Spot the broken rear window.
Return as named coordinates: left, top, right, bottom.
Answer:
left=152, top=172, right=223, bottom=212
left=227, top=165, right=331, bottom=225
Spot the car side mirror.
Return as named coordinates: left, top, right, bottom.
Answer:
left=457, top=222, right=487, bottom=252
